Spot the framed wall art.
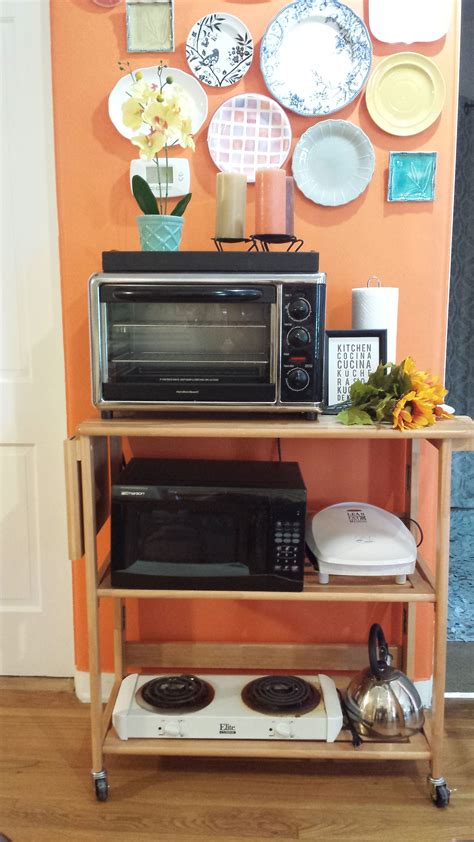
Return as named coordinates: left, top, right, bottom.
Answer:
left=126, top=0, right=174, bottom=53
left=323, top=329, right=387, bottom=410
left=388, top=151, right=437, bottom=202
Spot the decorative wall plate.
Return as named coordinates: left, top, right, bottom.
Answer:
left=292, top=120, right=375, bottom=206
left=388, top=152, right=437, bottom=201
left=260, top=0, right=372, bottom=116
left=207, top=94, right=292, bottom=183
left=108, top=66, right=208, bottom=140
left=369, top=0, right=452, bottom=44
left=186, top=13, right=253, bottom=88
left=366, top=53, right=445, bottom=136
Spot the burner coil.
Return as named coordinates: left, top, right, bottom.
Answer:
left=136, top=675, right=214, bottom=714
left=242, top=675, right=320, bottom=715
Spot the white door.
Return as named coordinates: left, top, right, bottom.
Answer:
left=0, top=0, right=74, bottom=675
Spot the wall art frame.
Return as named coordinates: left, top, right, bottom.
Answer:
left=126, top=0, right=174, bottom=53
left=388, top=151, right=437, bottom=202
left=323, top=329, right=387, bottom=411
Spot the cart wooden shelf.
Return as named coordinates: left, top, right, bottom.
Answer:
left=64, top=414, right=474, bottom=806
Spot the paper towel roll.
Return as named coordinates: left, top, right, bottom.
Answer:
left=352, top=284, right=399, bottom=364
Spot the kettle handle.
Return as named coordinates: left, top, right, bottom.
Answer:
left=368, top=623, right=391, bottom=678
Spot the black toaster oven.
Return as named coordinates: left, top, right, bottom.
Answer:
left=89, top=251, right=326, bottom=418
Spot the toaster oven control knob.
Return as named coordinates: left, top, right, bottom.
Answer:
left=288, top=298, right=311, bottom=321
left=274, top=721, right=293, bottom=738
left=287, top=327, right=311, bottom=349
left=163, top=720, right=181, bottom=737
left=286, top=368, right=310, bottom=391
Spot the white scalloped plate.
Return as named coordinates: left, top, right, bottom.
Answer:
left=108, top=66, right=208, bottom=141
left=369, top=0, right=452, bottom=44
left=292, top=120, right=375, bottom=206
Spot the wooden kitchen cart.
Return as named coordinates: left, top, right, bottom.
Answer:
left=64, top=414, right=474, bottom=805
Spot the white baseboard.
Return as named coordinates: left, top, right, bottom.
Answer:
left=416, top=678, right=433, bottom=708
left=74, top=670, right=434, bottom=708
left=74, top=670, right=115, bottom=703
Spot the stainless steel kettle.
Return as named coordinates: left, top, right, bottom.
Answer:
left=344, top=624, right=425, bottom=739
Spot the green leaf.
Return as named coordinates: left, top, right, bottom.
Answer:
left=374, top=394, right=397, bottom=423
left=336, top=407, right=374, bottom=426
left=132, top=175, right=158, bottom=215
left=350, top=380, right=382, bottom=405
left=171, top=192, right=192, bottom=217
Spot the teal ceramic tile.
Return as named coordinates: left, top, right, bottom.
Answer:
left=388, top=151, right=437, bottom=202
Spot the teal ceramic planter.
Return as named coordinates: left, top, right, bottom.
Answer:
left=137, top=214, right=184, bottom=251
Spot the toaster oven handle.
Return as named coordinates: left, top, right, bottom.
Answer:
left=109, top=288, right=265, bottom=303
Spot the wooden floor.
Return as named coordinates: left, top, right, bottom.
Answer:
left=0, top=679, right=473, bottom=842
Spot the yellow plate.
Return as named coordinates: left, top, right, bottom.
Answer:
left=365, top=52, right=445, bottom=136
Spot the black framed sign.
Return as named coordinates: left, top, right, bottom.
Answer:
left=323, top=329, right=388, bottom=409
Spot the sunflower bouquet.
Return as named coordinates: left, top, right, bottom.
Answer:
left=336, top=357, right=453, bottom=430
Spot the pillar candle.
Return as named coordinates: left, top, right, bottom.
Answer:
left=285, top=176, right=295, bottom=237
left=215, top=173, right=247, bottom=239
left=254, top=168, right=287, bottom=236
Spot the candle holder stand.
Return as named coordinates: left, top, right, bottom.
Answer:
left=251, top=234, right=304, bottom=253
left=212, top=238, right=258, bottom=252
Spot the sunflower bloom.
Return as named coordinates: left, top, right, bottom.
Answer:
left=393, top=391, right=416, bottom=431
left=410, top=394, right=436, bottom=428
left=404, top=357, right=448, bottom=406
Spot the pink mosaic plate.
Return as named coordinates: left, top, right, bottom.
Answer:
left=207, top=94, right=292, bottom=183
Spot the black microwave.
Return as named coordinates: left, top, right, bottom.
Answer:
left=111, top=458, right=307, bottom=592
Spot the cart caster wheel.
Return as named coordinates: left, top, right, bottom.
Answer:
left=428, top=777, right=451, bottom=808
left=433, top=784, right=450, bottom=808
left=95, top=777, right=108, bottom=802
left=92, top=771, right=109, bottom=802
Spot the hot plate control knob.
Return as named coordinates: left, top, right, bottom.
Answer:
left=286, top=368, right=310, bottom=392
left=287, top=327, right=311, bottom=348
left=274, top=721, right=293, bottom=738
left=288, top=298, right=311, bottom=321
left=163, top=720, right=181, bottom=737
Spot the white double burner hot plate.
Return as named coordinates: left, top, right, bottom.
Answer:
left=113, top=673, right=343, bottom=741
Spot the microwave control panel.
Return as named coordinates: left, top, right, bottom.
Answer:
left=270, top=505, right=306, bottom=579
left=280, top=283, right=326, bottom=404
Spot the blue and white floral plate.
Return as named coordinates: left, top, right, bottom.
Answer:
left=260, top=0, right=372, bottom=116
left=186, top=13, right=253, bottom=88
left=292, top=120, right=375, bottom=206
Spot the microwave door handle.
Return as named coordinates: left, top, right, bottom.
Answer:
left=110, top=288, right=264, bottom=303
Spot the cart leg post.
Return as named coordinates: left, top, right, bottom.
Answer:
left=80, top=434, right=107, bottom=796
left=428, top=439, right=452, bottom=806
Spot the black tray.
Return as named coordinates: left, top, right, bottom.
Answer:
left=102, top=250, right=319, bottom=274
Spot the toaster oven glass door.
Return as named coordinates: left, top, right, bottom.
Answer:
left=111, top=494, right=270, bottom=584
left=99, top=285, right=277, bottom=404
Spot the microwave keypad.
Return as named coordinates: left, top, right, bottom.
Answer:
left=273, top=518, right=304, bottom=574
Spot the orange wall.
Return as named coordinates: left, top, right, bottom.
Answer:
left=51, top=0, right=460, bottom=679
